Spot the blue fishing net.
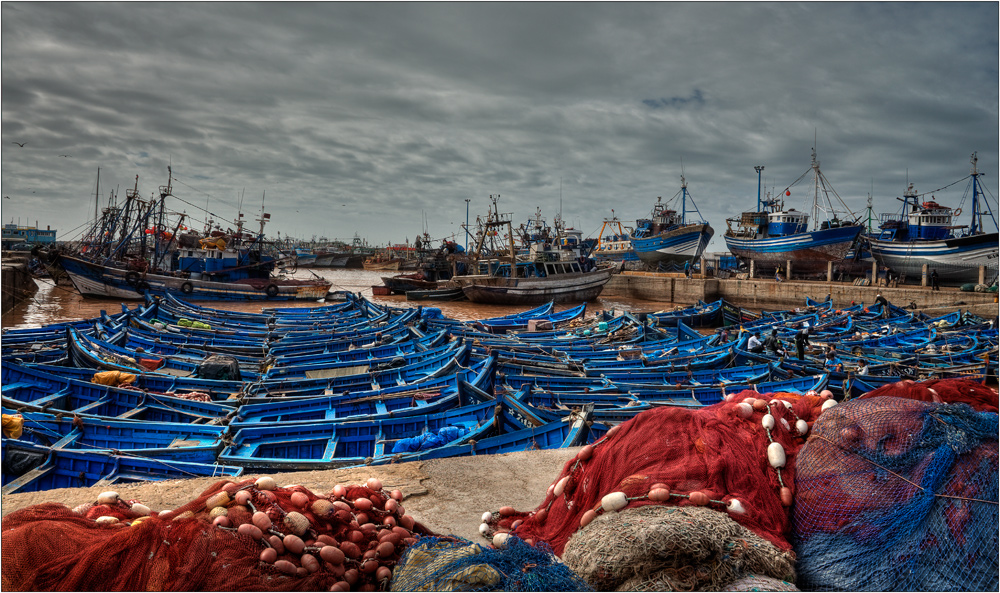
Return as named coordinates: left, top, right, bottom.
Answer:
left=390, top=536, right=592, bottom=592
left=793, top=397, right=998, bottom=591
left=391, top=425, right=470, bottom=454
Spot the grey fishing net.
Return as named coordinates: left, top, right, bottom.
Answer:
left=561, top=504, right=796, bottom=591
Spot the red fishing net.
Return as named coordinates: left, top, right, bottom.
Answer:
left=486, top=391, right=831, bottom=556
left=2, top=478, right=432, bottom=591
left=858, top=377, right=998, bottom=412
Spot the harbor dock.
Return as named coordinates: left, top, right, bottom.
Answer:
left=605, top=271, right=998, bottom=317
left=1, top=252, right=37, bottom=314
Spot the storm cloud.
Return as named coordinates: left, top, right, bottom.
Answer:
left=2, top=2, right=997, bottom=249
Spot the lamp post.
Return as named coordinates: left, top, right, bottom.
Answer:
left=754, top=166, right=764, bottom=211
left=464, top=198, right=471, bottom=251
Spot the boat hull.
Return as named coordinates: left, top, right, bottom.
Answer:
left=866, top=232, right=999, bottom=283
left=724, top=225, right=862, bottom=272
left=406, top=287, right=468, bottom=301
left=382, top=275, right=438, bottom=295
left=630, top=224, right=714, bottom=265
left=58, top=255, right=330, bottom=301
left=311, top=254, right=351, bottom=267
left=363, top=260, right=401, bottom=271
left=455, top=267, right=614, bottom=305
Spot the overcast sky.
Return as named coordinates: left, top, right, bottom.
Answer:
left=2, top=2, right=997, bottom=251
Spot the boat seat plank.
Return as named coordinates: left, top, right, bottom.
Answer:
left=305, top=365, right=369, bottom=380
left=117, top=407, right=148, bottom=420
left=1, top=463, right=54, bottom=496
left=321, top=437, right=340, bottom=460
left=20, top=389, right=70, bottom=408
left=152, top=368, right=193, bottom=377
left=73, top=397, right=113, bottom=414
left=51, top=429, right=83, bottom=449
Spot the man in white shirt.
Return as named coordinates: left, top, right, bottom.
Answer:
left=747, top=332, right=764, bottom=353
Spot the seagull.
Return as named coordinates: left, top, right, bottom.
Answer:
left=59, top=154, right=72, bottom=158
left=3, top=196, right=9, bottom=199
left=12, top=142, right=25, bottom=147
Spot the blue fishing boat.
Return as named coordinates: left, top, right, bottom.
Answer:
left=1, top=362, right=236, bottom=421
left=367, top=394, right=595, bottom=465
left=222, top=379, right=511, bottom=469
left=635, top=373, right=830, bottom=405
left=7, top=409, right=225, bottom=463
left=866, top=153, right=998, bottom=284
left=646, top=299, right=724, bottom=328
left=232, top=355, right=495, bottom=426
left=1, top=440, right=242, bottom=494
left=629, top=174, right=714, bottom=268
left=474, top=303, right=588, bottom=334
left=57, top=169, right=330, bottom=301
left=724, top=148, right=863, bottom=273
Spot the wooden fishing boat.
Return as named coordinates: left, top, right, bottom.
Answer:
left=456, top=266, right=614, bottom=305
left=405, top=286, right=468, bottom=302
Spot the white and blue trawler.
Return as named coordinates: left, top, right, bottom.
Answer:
left=629, top=175, right=714, bottom=268
left=866, top=153, right=998, bottom=284
left=724, top=148, right=863, bottom=273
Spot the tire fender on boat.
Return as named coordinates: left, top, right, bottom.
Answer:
left=180, top=282, right=194, bottom=295
left=135, top=280, right=151, bottom=293
left=125, top=271, right=140, bottom=286
left=266, top=284, right=279, bottom=298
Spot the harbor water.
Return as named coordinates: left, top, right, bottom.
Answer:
left=1, top=268, right=680, bottom=330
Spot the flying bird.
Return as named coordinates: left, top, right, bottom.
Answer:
left=59, top=154, right=72, bottom=157
left=3, top=196, right=9, bottom=199
left=12, top=142, right=25, bottom=147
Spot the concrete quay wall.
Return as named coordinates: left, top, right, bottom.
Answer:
left=604, top=272, right=999, bottom=316
left=1, top=252, right=36, bottom=314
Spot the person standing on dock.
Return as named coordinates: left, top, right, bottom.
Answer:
left=931, top=269, right=940, bottom=291
left=794, top=326, right=811, bottom=360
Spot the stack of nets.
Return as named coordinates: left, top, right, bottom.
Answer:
left=793, top=378, right=999, bottom=591
left=562, top=505, right=796, bottom=591
left=390, top=535, right=591, bottom=592
left=481, top=390, right=832, bottom=590
left=2, top=476, right=430, bottom=591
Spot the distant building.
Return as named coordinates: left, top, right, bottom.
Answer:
left=2, top=223, right=57, bottom=250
